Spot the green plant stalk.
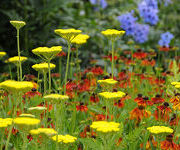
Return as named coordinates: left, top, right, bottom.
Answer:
left=75, top=45, right=81, bottom=81
left=70, top=52, right=73, bottom=79
left=43, top=72, right=47, bottom=94
left=59, top=57, right=62, bottom=91
left=111, top=40, right=115, bottom=78
left=64, top=42, right=71, bottom=94
left=17, top=65, right=20, bottom=81
left=17, top=29, right=22, bottom=81
left=8, top=64, right=12, bottom=79
left=22, top=133, right=27, bottom=150
left=48, top=60, right=51, bottom=94
left=70, top=103, right=77, bottom=134
left=37, top=71, right=40, bottom=91
left=105, top=99, right=108, bottom=120
left=0, top=131, right=4, bottom=150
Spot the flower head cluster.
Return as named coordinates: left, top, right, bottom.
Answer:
left=138, top=0, right=159, bottom=25
left=0, top=80, right=34, bottom=93
left=44, top=94, right=69, bottom=103
left=90, top=121, right=120, bottom=133
left=71, top=34, right=90, bottom=45
left=0, top=118, right=13, bottom=128
left=28, top=106, right=47, bottom=113
left=98, top=91, right=126, bottom=100
left=19, top=114, right=35, bottom=118
left=171, top=82, right=180, bottom=89
left=32, top=46, right=62, bottom=60
left=51, top=134, right=77, bottom=143
left=147, top=126, right=173, bottom=134
left=10, top=21, right=26, bottom=29
left=97, top=79, right=118, bottom=86
left=90, top=0, right=108, bottom=9
left=7, top=56, right=27, bottom=64
left=32, top=63, right=56, bottom=73
left=117, top=11, right=137, bottom=35
left=0, top=52, right=6, bottom=58
left=54, top=29, right=82, bottom=42
left=30, top=128, right=57, bottom=136
left=158, top=32, right=174, bottom=47
left=101, top=29, right=125, bottom=41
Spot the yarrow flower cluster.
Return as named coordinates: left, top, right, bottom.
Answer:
left=32, top=63, right=56, bottom=73
left=7, top=56, right=27, bottom=64
left=101, top=29, right=125, bottom=41
left=44, top=94, right=69, bottom=101
left=0, top=118, right=13, bottom=128
left=98, top=91, right=126, bottom=100
left=89, top=0, right=108, bottom=9
left=0, top=80, right=34, bottom=93
left=0, top=52, right=6, bottom=58
left=147, top=126, right=173, bottom=134
left=97, top=79, right=118, bottom=86
left=51, top=134, right=77, bottom=143
left=10, top=21, right=26, bottom=29
left=90, top=121, right=120, bottom=133
left=30, top=128, right=57, bottom=136
left=71, top=34, right=90, bottom=45
left=158, top=32, right=174, bottom=47
left=138, top=0, right=159, bottom=25
left=171, top=81, right=180, bottom=89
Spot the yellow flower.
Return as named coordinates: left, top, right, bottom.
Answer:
left=101, top=29, right=125, bottom=41
left=0, top=80, right=34, bottom=93
left=44, top=94, right=69, bottom=103
left=147, top=126, right=173, bottom=134
left=32, top=46, right=62, bottom=60
left=32, top=63, right=56, bottom=73
left=97, top=79, right=118, bottom=86
left=90, top=121, right=120, bottom=133
left=171, top=82, right=180, bottom=86
left=51, top=134, right=77, bottom=143
left=54, top=29, right=82, bottom=42
left=10, top=21, right=26, bottom=29
left=0, top=118, right=13, bottom=128
left=7, top=56, right=27, bottom=64
left=0, top=52, right=6, bottom=58
left=98, top=91, right=126, bottom=100
left=30, top=128, right=57, bottom=136
left=19, top=114, right=35, bottom=118
left=28, top=107, right=47, bottom=113
left=71, top=34, right=90, bottom=45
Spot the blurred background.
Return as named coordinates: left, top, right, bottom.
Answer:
left=0, top=0, right=179, bottom=76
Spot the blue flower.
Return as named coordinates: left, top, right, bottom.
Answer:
left=144, top=0, right=158, bottom=9
left=138, top=1, right=159, bottom=25
left=158, top=32, right=174, bottom=47
left=90, top=0, right=107, bottom=9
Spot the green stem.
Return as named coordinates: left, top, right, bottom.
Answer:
left=22, top=133, right=27, bottom=150
left=37, top=72, right=40, bottom=91
left=111, top=40, right=114, bottom=78
left=43, top=72, right=47, bottom=95
left=105, top=99, right=108, bottom=121
left=17, top=29, right=22, bottom=81
left=48, top=60, right=51, bottom=94
left=64, top=42, right=71, bottom=94
left=17, top=65, right=20, bottom=81
left=8, top=64, right=12, bottom=79
left=59, top=57, right=62, bottom=92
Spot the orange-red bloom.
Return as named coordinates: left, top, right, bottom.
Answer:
left=161, top=134, right=179, bottom=150
left=151, top=94, right=165, bottom=104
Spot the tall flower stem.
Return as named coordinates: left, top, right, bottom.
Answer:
left=59, top=57, right=62, bottom=91
left=76, top=45, right=81, bottom=81
left=64, top=41, right=71, bottom=94
left=17, top=29, right=22, bottom=81
left=43, top=72, right=47, bottom=94
left=111, top=40, right=115, bottom=78
left=17, top=65, right=20, bottom=81
left=48, top=59, right=51, bottom=94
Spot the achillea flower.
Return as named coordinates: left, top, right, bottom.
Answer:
left=97, top=78, right=118, bottom=86
left=101, top=29, right=125, bottom=41
left=7, top=56, right=27, bottom=64
left=30, top=128, right=57, bottom=136
left=147, top=126, right=173, bottom=134
left=98, top=91, right=126, bottom=100
left=151, top=94, right=165, bottom=104
left=0, top=80, right=34, bottom=93
left=0, top=118, right=13, bottom=128
left=19, top=114, right=35, bottom=118
left=54, top=29, right=82, bottom=42
left=52, top=134, right=77, bottom=143
left=71, top=34, right=90, bottom=45
left=130, top=106, right=151, bottom=121
left=90, top=121, right=120, bottom=133
left=0, top=51, right=6, bottom=58
left=10, top=21, right=26, bottom=29
left=154, top=102, right=172, bottom=121
left=44, top=94, right=69, bottom=103
left=32, top=63, right=56, bottom=73
left=161, top=134, right=179, bottom=150
left=32, top=46, right=62, bottom=60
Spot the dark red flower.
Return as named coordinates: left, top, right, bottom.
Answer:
left=114, top=100, right=124, bottom=108
left=133, top=49, right=147, bottom=59
left=161, top=134, right=179, bottom=150
left=56, top=51, right=66, bottom=57
left=90, top=93, right=99, bottom=103
left=151, top=94, right=165, bottom=104
left=22, top=88, right=42, bottom=100
left=76, top=103, right=88, bottom=112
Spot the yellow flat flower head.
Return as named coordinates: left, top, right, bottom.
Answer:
left=0, top=52, right=6, bottom=58
left=28, top=107, right=47, bottom=113
left=0, top=80, right=34, bottom=93
left=147, top=126, right=173, bottom=134
left=51, top=134, right=77, bottom=143
left=19, top=114, right=35, bottom=118
left=71, top=34, right=90, bottom=45
left=0, top=118, right=13, bottom=128
left=101, top=29, right=125, bottom=41
left=90, top=121, right=120, bottom=133
left=7, top=56, right=27, bottom=64
left=44, top=94, right=69, bottom=103
left=30, top=128, right=57, bottom=136
left=32, top=63, right=56, bottom=73
left=32, top=46, right=62, bottom=60
left=171, top=82, right=180, bottom=86
left=98, top=79, right=118, bottom=86
left=54, top=28, right=82, bottom=42
left=10, top=21, right=26, bottom=29
left=98, top=91, right=126, bottom=100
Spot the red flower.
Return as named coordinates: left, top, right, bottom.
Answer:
left=161, top=134, right=179, bottom=150
left=51, top=73, right=60, bottom=78
left=159, top=46, right=171, bottom=52
left=133, top=49, right=147, bottom=59
left=22, top=88, right=41, bottom=100
left=151, top=94, right=165, bottom=104
left=90, top=94, right=99, bottom=103
left=80, top=125, right=96, bottom=138
left=76, top=103, right=88, bottom=112
left=170, top=114, right=179, bottom=126
left=141, top=59, right=156, bottom=67
left=114, top=100, right=124, bottom=108
left=136, top=96, right=153, bottom=107
left=56, top=51, right=66, bottom=57
left=154, top=102, right=172, bottom=121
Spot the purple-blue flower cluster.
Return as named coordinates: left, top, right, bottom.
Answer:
left=89, top=0, right=107, bottom=9
left=117, top=11, right=149, bottom=43
left=158, top=32, right=174, bottom=47
left=138, top=0, right=159, bottom=25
